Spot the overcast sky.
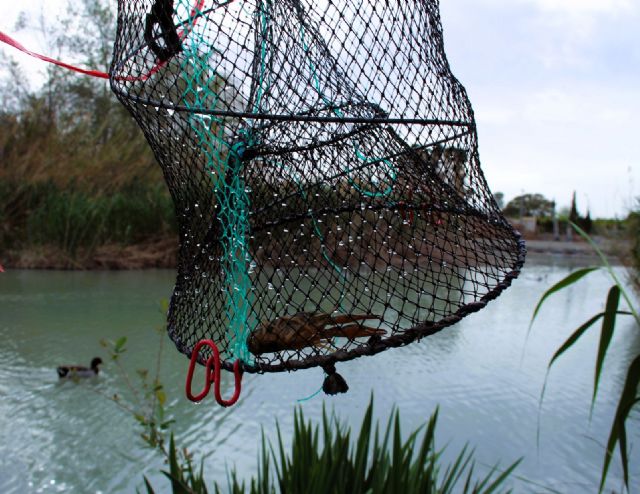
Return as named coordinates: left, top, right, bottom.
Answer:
left=440, top=0, right=639, bottom=218
left=1, top=0, right=638, bottom=218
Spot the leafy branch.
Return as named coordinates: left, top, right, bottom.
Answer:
left=97, top=299, right=175, bottom=455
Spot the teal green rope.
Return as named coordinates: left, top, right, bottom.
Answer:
left=298, top=25, right=397, bottom=198
left=252, top=1, right=272, bottom=114
left=177, top=0, right=277, bottom=363
left=296, top=385, right=323, bottom=403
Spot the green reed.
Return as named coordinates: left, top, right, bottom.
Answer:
left=530, top=222, right=640, bottom=492
left=142, top=398, right=519, bottom=494
left=2, top=180, right=175, bottom=255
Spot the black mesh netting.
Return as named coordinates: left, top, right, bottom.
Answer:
left=110, top=0, right=526, bottom=382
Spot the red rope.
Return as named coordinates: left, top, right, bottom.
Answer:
left=0, top=0, right=207, bottom=81
left=0, top=31, right=109, bottom=79
left=185, top=339, right=243, bottom=407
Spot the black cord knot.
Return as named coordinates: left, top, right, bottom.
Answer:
left=322, top=363, right=349, bottom=395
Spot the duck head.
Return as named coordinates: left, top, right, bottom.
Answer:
left=90, top=357, right=103, bottom=373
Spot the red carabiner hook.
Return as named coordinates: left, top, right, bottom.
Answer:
left=185, top=340, right=243, bottom=407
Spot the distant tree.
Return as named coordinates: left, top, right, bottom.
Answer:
left=581, top=209, right=593, bottom=234
left=569, top=191, right=579, bottom=225
left=503, top=193, right=554, bottom=218
left=563, top=192, right=594, bottom=234
left=493, top=192, right=505, bottom=210
left=0, top=57, right=30, bottom=114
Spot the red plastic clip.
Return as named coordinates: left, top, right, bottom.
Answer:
left=185, top=340, right=243, bottom=407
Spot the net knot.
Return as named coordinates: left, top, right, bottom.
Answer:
left=144, top=0, right=182, bottom=62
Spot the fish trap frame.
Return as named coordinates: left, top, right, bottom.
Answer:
left=109, top=0, right=526, bottom=401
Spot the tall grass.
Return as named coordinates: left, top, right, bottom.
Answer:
left=142, top=399, right=519, bottom=494
left=1, top=180, right=175, bottom=256
left=0, top=80, right=177, bottom=259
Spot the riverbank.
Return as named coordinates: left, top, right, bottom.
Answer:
left=526, top=237, right=622, bottom=256
left=1, top=234, right=629, bottom=270
left=3, top=236, right=178, bottom=270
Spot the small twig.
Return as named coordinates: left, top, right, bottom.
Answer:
left=148, top=315, right=166, bottom=423
left=85, top=384, right=138, bottom=416
left=113, top=356, right=143, bottom=408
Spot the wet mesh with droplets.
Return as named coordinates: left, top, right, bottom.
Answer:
left=110, top=0, right=526, bottom=373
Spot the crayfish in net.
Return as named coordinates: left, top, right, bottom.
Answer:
left=246, top=312, right=385, bottom=356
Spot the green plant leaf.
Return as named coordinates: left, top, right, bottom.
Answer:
left=156, top=389, right=167, bottom=406
left=161, top=471, right=193, bottom=494
left=570, top=221, right=640, bottom=325
left=548, top=312, right=605, bottom=368
left=482, top=459, right=522, bottom=494
left=529, top=267, right=599, bottom=333
left=264, top=397, right=516, bottom=494
left=618, top=419, right=629, bottom=490
left=114, top=336, right=127, bottom=353
left=168, top=433, right=184, bottom=492
left=142, top=476, right=156, bottom=494
left=440, top=444, right=472, bottom=492
left=600, top=355, right=640, bottom=492
left=592, top=286, right=620, bottom=409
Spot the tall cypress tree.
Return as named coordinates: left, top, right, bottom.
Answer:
left=569, top=191, right=579, bottom=225
left=583, top=209, right=593, bottom=233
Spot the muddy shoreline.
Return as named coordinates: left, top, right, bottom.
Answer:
left=3, top=236, right=179, bottom=270
left=2, top=235, right=627, bottom=270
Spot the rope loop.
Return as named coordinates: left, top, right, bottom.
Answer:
left=144, top=0, right=182, bottom=62
left=185, top=339, right=243, bottom=407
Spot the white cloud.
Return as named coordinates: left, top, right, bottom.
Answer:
left=522, top=89, right=580, bottom=124
left=523, top=0, right=638, bottom=70
left=520, top=0, right=632, bottom=14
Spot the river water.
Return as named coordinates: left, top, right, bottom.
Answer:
left=0, top=255, right=638, bottom=493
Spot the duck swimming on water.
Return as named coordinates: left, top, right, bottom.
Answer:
left=57, top=357, right=103, bottom=379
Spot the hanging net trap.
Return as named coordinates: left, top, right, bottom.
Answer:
left=108, top=0, right=526, bottom=404
left=2, top=0, right=527, bottom=405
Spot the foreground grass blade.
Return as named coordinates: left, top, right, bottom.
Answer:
left=483, top=459, right=522, bottom=494
left=592, top=286, right=620, bottom=409
left=600, top=355, right=640, bottom=492
left=528, top=267, right=600, bottom=334
left=142, top=476, right=155, bottom=494
left=571, top=222, right=640, bottom=324
left=263, top=399, right=519, bottom=493
left=548, top=312, right=604, bottom=368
